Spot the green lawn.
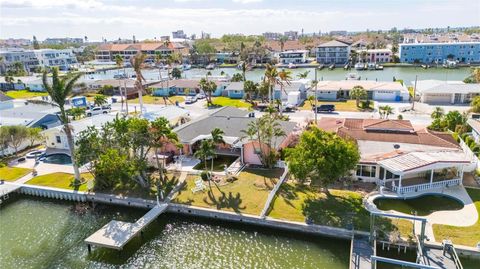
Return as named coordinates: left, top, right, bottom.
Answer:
left=130, top=95, right=185, bottom=105
left=300, top=99, right=373, bottom=112
left=268, top=183, right=413, bottom=237
left=5, top=90, right=48, bottom=99
left=374, top=195, right=464, bottom=216
left=0, top=167, right=32, bottom=181
left=211, top=97, right=251, bottom=108
left=433, top=188, right=480, bottom=247
left=25, top=172, right=94, bottom=191
left=193, top=155, right=239, bottom=172
left=174, top=168, right=283, bottom=215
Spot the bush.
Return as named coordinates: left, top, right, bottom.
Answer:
left=397, top=114, right=403, bottom=120
left=452, top=132, right=460, bottom=143
left=471, top=144, right=480, bottom=154
left=226, top=176, right=238, bottom=183
left=200, top=171, right=211, bottom=181
left=465, top=136, right=474, bottom=147
left=461, top=133, right=469, bottom=141
left=361, top=100, right=371, bottom=109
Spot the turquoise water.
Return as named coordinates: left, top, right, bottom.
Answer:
left=0, top=197, right=349, bottom=269
left=41, top=154, right=72, bottom=165
left=86, top=66, right=471, bottom=86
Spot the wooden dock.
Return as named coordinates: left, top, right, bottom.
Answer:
left=0, top=182, right=21, bottom=202
left=419, top=247, right=460, bottom=269
left=350, top=236, right=374, bottom=269
left=85, top=203, right=168, bottom=250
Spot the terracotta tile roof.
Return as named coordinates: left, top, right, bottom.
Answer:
left=97, top=42, right=185, bottom=52
left=362, top=119, right=413, bottom=131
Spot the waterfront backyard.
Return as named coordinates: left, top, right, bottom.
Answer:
left=0, top=166, right=32, bottom=181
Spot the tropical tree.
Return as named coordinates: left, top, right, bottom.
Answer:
left=199, top=78, right=217, bottom=106
left=278, top=69, right=292, bottom=112
left=240, top=61, right=247, bottom=81
left=243, top=80, right=258, bottom=103
left=258, top=81, right=270, bottom=102
left=2, top=125, right=28, bottom=155
left=194, top=139, right=216, bottom=190
left=43, top=68, right=83, bottom=184
left=68, top=107, right=85, bottom=120
left=379, top=105, right=394, bottom=119
left=210, top=128, right=225, bottom=171
left=264, top=63, right=279, bottom=104
left=279, top=36, right=288, bottom=52
left=470, top=96, right=480, bottom=113
left=171, top=67, right=182, bottom=79
left=350, top=85, right=368, bottom=107
left=286, top=127, right=360, bottom=188
left=431, top=107, right=445, bottom=119
left=93, top=95, right=107, bottom=107
left=297, top=70, right=310, bottom=79
left=231, top=73, right=244, bottom=82
left=131, top=52, right=147, bottom=114
left=27, top=127, right=43, bottom=148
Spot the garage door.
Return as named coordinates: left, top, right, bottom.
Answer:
left=424, top=93, right=451, bottom=104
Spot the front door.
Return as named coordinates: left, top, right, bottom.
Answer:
left=454, top=93, right=462, bottom=104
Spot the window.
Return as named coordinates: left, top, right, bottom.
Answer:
left=356, top=165, right=376, bottom=178
left=55, top=136, right=61, bottom=143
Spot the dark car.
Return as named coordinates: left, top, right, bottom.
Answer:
left=313, top=104, right=335, bottom=113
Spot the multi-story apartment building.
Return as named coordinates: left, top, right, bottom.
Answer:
left=44, top=37, right=84, bottom=45
left=356, top=48, right=392, bottom=63
left=95, top=42, right=188, bottom=62
left=0, top=49, right=39, bottom=73
left=34, top=49, right=78, bottom=70
left=316, top=40, right=351, bottom=65
left=263, top=32, right=282, bottom=40
left=399, top=42, right=480, bottom=64
left=278, top=50, right=309, bottom=64
left=0, top=38, right=32, bottom=47
left=172, top=30, right=187, bottom=39
left=284, top=31, right=298, bottom=40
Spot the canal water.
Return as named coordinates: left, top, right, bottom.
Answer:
left=0, top=197, right=349, bottom=269
left=87, top=66, right=471, bottom=86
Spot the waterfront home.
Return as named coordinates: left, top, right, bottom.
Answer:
left=278, top=50, right=309, bottom=64
left=151, top=79, right=227, bottom=97
left=310, top=80, right=409, bottom=102
left=95, top=42, right=189, bottom=62
left=0, top=103, right=61, bottom=129
left=318, top=118, right=470, bottom=194
left=43, top=114, right=116, bottom=152
left=0, top=91, right=14, bottom=110
left=224, top=82, right=245, bottom=99
left=0, top=76, right=46, bottom=92
left=355, top=48, right=392, bottom=63
left=413, top=80, right=480, bottom=104
left=0, top=48, right=39, bottom=73
left=165, top=107, right=299, bottom=166
left=316, top=40, right=351, bottom=66
left=34, top=49, right=78, bottom=71
left=467, top=118, right=480, bottom=144
left=142, top=106, right=190, bottom=127
left=89, top=78, right=160, bottom=99
left=273, top=81, right=307, bottom=102
left=399, top=41, right=480, bottom=64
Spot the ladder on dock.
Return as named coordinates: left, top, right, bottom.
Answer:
left=350, top=235, right=374, bottom=269
left=419, top=242, right=463, bottom=269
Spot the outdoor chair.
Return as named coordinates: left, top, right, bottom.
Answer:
left=191, top=179, right=206, bottom=193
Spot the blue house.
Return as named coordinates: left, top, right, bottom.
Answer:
left=152, top=79, right=227, bottom=97
left=224, top=82, right=244, bottom=99
left=399, top=42, right=480, bottom=64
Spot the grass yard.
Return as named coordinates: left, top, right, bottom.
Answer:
left=193, top=155, right=239, bottom=172
left=211, top=97, right=251, bottom=108
left=0, top=167, right=32, bottom=181
left=433, top=188, right=480, bottom=247
left=268, top=183, right=413, bottom=237
left=300, top=99, right=373, bottom=112
left=25, top=172, right=94, bottom=191
left=5, top=90, right=48, bottom=99
left=174, top=168, right=283, bottom=215
left=130, top=95, right=185, bottom=105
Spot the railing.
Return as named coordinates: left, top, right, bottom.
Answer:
left=443, top=241, right=464, bottom=269
left=260, top=165, right=289, bottom=218
left=392, top=178, right=462, bottom=194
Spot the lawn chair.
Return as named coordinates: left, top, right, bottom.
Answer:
left=191, top=179, right=206, bottom=193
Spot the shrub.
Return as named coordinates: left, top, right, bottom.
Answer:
left=200, top=171, right=211, bottom=181
left=452, top=132, right=460, bottom=142
left=465, top=136, right=474, bottom=147
left=397, top=114, right=403, bottom=120
left=361, top=100, right=371, bottom=109
left=226, top=176, right=238, bottom=183
left=471, top=144, right=480, bottom=153
left=461, top=133, right=469, bottom=141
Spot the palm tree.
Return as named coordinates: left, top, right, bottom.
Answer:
left=199, top=78, right=217, bottom=106
left=131, top=52, right=147, bottom=114
left=114, top=54, right=126, bottom=112
left=240, top=61, right=247, bottom=81
left=431, top=107, right=445, bottom=119
left=243, top=80, right=258, bottom=104
left=264, top=64, right=279, bottom=104
left=297, top=70, right=310, bottom=79
left=350, top=85, right=368, bottom=107
left=210, top=128, right=225, bottom=172
left=194, top=139, right=216, bottom=190
left=42, top=68, right=83, bottom=184
left=93, top=95, right=107, bottom=107
left=279, top=36, right=288, bottom=52
left=379, top=105, right=394, bottom=119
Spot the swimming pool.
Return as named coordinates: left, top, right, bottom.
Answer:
left=41, top=154, right=72, bottom=165
left=373, top=194, right=464, bottom=216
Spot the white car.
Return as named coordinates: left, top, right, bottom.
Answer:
left=86, top=106, right=111, bottom=117
left=185, top=96, right=198, bottom=104
left=196, top=93, right=206, bottom=100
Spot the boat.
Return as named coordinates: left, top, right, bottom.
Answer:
left=288, top=63, right=297, bottom=69
left=113, top=73, right=128, bottom=79
left=354, top=62, right=365, bottom=70
left=421, top=64, right=430, bottom=69
left=205, top=63, right=215, bottom=70
left=343, top=63, right=350, bottom=70
left=443, top=60, right=458, bottom=69
left=328, top=64, right=335, bottom=70
left=346, top=73, right=361, bottom=80
left=375, top=64, right=384, bottom=70
left=317, top=64, right=325, bottom=70
left=367, top=62, right=376, bottom=70
left=182, top=64, right=192, bottom=70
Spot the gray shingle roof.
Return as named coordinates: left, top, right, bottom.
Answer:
left=0, top=91, right=13, bottom=102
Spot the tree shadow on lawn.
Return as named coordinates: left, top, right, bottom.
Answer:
left=277, top=183, right=304, bottom=209
left=203, top=191, right=246, bottom=213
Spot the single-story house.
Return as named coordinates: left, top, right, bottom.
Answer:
left=310, top=80, right=410, bottom=102
left=224, top=82, right=245, bottom=99
left=274, top=81, right=307, bottom=102
left=0, top=91, right=14, bottom=110
left=0, top=103, right=61, bottom=129
left=89, top=78, right=160, bottom=99
left=318, top=117, right=470, bottom=195
left=0, top=76, right=46, bottom=92
left=167, top=107, right=299, bottom=166
left=142, top=106, right=190, bottom=127
left=413, top=80, right=480, bottom=104
left=43, top=114, right=116, bottom=151
left=151, top=79, right=227, bottom=97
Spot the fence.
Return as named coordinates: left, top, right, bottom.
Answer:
left=392, top=178, right=462, bottom=194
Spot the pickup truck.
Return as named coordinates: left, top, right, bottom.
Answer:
left=86, top=105, right=111, bottom=117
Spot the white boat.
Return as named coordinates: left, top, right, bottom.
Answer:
left=328, top=64, right=335, bottom=70
left=346, top=73, right=361, bottom=80
left=354, top=62, right=365, bottom=70
left=288, top=63, right=297, bottom=69
left=205, top=63, right=215, bottom=70
left=443, top=60, right=458, bottom=69
left=367, top=62, right=376, bottom=70
left=375, top=64, right=384, bottom=70
left=182, top=64, right=192, bottom=70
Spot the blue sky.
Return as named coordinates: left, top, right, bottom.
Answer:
left=0, top=0, right=479, bottom=40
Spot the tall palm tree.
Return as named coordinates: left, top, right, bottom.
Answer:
left=279, top=36, right=288, bottom=52
left=431, top=107, right=445, bottom=119
left=379, top=105, right=394, bottom=119
left=241, top=61, right=247, bottom=81
left=210, top=128, right=225, bottom=172
left=277, top=69, right=292, bottom=116
left=199, top=78, right=217, bottom=106
left=350, top=85, right=368, bottom=107
left=243, top=80, right=258, bottom=104
left=131, top=52, right=147, bottom=114
left=194, top=139, right=216, bottom=190
left=42, top=68, right=82, bottom=184
left=264, top=64, right=279, bottom=104
left=114, top=54, right=126, bottom=112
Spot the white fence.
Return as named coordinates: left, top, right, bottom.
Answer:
left=392, top=178, right=462, bottom=194
left=459, top=137, right=479, bottom=172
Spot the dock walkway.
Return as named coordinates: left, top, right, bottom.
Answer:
left=419, top=247, right=460, bottom=269
left=84, top=203, right=168, bottom=250
left=350, top=236, right=374, bottom=269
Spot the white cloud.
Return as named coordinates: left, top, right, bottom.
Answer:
left=232, top=0, right=263, bottom=3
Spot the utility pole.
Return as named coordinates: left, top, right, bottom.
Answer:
left=412, top=75, right=417, bottom=111
left=314, top=69, right=318, bottom=123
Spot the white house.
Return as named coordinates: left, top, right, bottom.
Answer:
left=356, top=48, right=392, bottom=63
left=34, top=49, right=78, bottom=71
left=413, top=80, right=480, bottom=104
left=142, top=106, right=191, bottom=127
left=310, top=80, right=410, bottom=101
left=278, top=50, right=309, bottom=64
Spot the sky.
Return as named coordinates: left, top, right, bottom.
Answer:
left=0, top=0, right=479, bottom=41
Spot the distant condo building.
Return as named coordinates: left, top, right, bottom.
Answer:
left=44, top=37, right=84, bottom=45
left=263, top=32, right=282, bottom=40
left=0, top=49, right=39, bottom=72
left=0, top=38, right=32, bottom=47
left=284, top=31, right=298, bottom=40
left=329, top=30, right=348, bottom=36
left=172, top=30, right=187, bottom=39
left=95, top=42, right=188, bottom=62
left=34, top=49, right=78, bottom=70
left=357, top=49, right=392, bottom=63
left=278, top=50, right=309, bottom=64
left=316, top=40, right=351, bottom=66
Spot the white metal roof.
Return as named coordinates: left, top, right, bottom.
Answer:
left=378, top=151, right=470, bottom=175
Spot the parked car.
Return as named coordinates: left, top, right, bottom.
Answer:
left=313, top=104, right=335, bottom=113
left=185, top=96, right=198, bottom=104
left=196, top=93, right=206, bottom=99
left=86, top=106, right=111, bottom=117
left=17, top=157, right=26, bottom=163
left=26, top=149, right=46, bottom=159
